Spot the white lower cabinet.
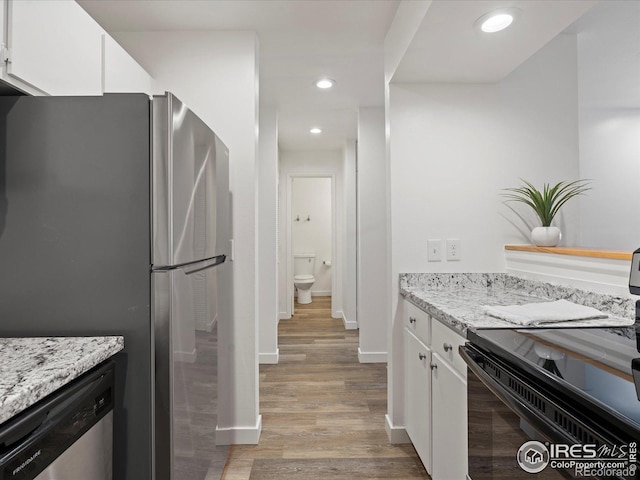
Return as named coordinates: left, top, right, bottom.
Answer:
left=403, top=299, right=468, bottom=480
left=404, top=329, right=431, bottom=471
left=431, top=352, right=468, bottom=480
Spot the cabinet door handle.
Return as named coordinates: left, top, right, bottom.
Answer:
left=443, top=343, right=453, bottom=352
left=409, top=316, right=416, bottom=324
left=418, top=353, right=426, bottom=360
left=430, top=362, right=438, bottom=370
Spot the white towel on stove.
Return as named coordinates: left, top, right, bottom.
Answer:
left=481, top=299, right=609, bottom=326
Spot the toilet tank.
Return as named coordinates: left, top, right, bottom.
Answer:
left=293, top=253, right=316, bottom=276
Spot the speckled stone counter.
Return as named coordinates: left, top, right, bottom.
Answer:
left=400, top=273, right=635, bottom=337
left=0, top=336, right=124, bottom=425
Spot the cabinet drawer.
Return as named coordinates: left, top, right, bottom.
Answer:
left=404, top=300, right=430, bottom=346
left=431, top=318, right=467, bottom=378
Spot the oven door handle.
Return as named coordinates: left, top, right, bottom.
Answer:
left=459, top=345, right=575, bottom=445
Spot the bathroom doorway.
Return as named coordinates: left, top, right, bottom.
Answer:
left=286, top=174, right=336, bottom=317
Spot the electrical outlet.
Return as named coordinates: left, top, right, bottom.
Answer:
left=446, top=239, right=460, bottom=261
left=427, top=239, right=442, bottom=262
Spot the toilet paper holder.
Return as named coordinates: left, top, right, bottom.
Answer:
left=323, top=260, right=332, bottom=267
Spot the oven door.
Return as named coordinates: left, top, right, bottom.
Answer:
left=462, top=343, right=568, bottom=479
left=460, top=343, right=638, bottom=480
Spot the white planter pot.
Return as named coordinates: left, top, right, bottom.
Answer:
left=531, top=226, right=561, bottom=247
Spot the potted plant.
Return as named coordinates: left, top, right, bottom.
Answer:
left=502, top=179, right=591, bottom=247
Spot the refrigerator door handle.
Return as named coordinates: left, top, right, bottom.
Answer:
left=153, top=254, right=226, bottom=273
left=183, top=255, right=226, bottom=275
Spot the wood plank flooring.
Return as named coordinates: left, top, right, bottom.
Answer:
left=221, top=296, right=430, bottom=480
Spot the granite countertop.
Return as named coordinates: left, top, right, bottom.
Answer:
left=0, top=336, right=124, bottom=425
left=400, top=273, right=636, bottom=337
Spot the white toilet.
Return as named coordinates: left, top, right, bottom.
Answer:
left=293, top=253, right=316, bottom=304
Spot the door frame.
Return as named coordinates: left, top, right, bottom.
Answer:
left=285, top=172, right=337, bottom=318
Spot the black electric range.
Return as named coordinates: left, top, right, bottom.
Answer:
left=462, top=318, right=640, bottom=479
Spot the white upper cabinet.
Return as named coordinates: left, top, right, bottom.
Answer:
left=102, top=35, right=152, bottom=95
left=7, top=0, right=103, bottom=95
left=0, top=2, right=5, bottom=55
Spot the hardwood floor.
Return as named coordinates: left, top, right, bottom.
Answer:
left=221, top=296, right=430, bottom=480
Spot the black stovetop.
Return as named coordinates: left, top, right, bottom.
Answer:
left=470, top=319, right=640, bottom=433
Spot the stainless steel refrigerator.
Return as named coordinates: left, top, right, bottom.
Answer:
left=0, top=93, right=232, bottom=480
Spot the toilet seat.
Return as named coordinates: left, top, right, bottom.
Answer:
left=294, top=274, right=314, bottom=282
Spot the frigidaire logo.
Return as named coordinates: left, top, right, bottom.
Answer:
left=12, top=449, right=41, bottom=476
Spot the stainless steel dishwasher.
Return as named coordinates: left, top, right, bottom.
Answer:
left=0, top=361, right=114, bottom=480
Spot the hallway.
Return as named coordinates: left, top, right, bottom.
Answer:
left=221, top=297, right=429, bottom=479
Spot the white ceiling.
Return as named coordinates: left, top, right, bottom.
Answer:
left=393, top=0, right=597, bottom=83
left=77, top=0, right=603, bottom=152
left=77, top=0, right=399, bottom=151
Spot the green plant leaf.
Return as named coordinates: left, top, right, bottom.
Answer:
left=500, top=179, right=591, bottom=227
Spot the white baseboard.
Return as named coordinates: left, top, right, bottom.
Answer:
left=216, top=415, right=262, bottom=445
left=311, top=290, right=331, bottom=296
left=196, top=313, right=217, bottom=333
left=342, top=312, right=358, bottom=330
left=279, top=311, right=290, bottom=320
left=259, top=349, right=279, bottom=364
left=294, top=290, right=331, bottom=297
left=358, top=348, right=387, bottom=363
left=174, top=348, right=196, bottom=363
left=385, top=414, right=410, bottom=444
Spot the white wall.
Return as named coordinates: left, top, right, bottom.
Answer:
left=383, top=0, right=431, bottom=83
left=390, top=34, right=580, bottom=274
left=386, top=34, right=581, bottom=433
left=579, top=110, right=640, bottom=250
left=279, top=150, right=344, bottom=320
left=114, top=30, right=261, bottom=444
left=102, top=34, right=152, bottom=94
left=258, top=106, right=279, bottom=365
left=292, top=177, right=332, bottom=295
left=576, top=0, right=640, bottom=251
left=357, top=107, right=388, bottom=362
left=343, top=140, right=358, bottom=330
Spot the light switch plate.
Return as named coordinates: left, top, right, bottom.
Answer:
left=427, top=239, right=442, bottom=262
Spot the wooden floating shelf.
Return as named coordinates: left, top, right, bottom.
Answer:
left=504, top=245, right=632, bottom=261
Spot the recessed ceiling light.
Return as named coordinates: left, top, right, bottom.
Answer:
left=482, top=13, right=513, bottom=32
left=315, top=78, right=335, bottom=89
left=310, top=127, right=322, bottom=134
left=475, top=8, right=520, bottom=33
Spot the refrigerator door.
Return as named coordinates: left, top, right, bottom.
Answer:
left=152, top=93, right=228, bottom=268
left=153, top=258, right=230, bottom=480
